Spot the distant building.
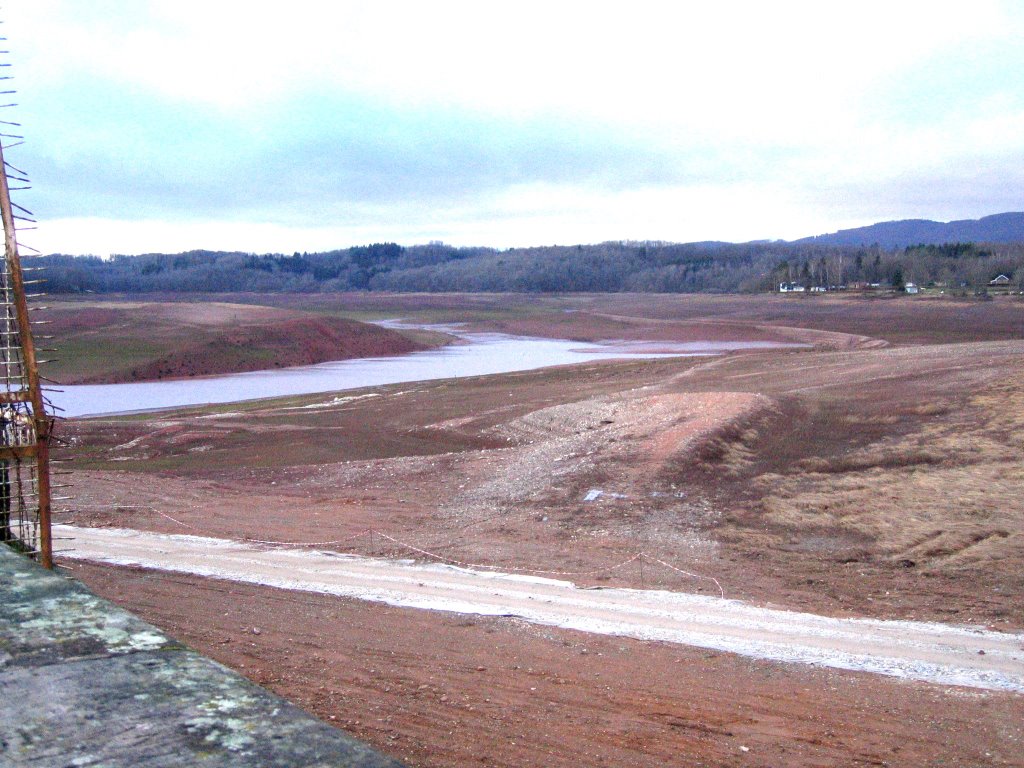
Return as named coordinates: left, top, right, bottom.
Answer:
left=987, top=274, right=1014, bottom=294
left=778, top=282, right=806, bottom=293
left=905, top=282, right=919, bottom=294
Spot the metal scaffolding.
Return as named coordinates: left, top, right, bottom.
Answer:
left=0, top=51, right=52, bottom=566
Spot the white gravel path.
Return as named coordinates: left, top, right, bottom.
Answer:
left=57, top=524, right=1024, bottom=693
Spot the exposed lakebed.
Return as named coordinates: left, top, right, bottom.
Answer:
left=53, top=328, right=804, bottom=418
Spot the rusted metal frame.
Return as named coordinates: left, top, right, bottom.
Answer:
left=0, top=444, right=37, bottom=459
left=0, top=138, right=50, bottom=567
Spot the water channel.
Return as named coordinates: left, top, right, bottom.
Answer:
left=51, top=329, right=803, bottom=418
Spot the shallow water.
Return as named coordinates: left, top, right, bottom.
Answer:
left=52, top=331, right=802, bottom=418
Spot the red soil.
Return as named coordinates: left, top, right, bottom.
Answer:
left=112, top=317, right=429, bottom=383
left=56, top=293, right=1024, bottom=767
left=71, top=563, right=1024, bottom=768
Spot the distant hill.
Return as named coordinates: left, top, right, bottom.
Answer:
left=793, top=212, right=1024, bottom=248
left=38, top=212, right=1024, bottom=295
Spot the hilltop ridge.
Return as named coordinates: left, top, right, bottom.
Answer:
left=793, top=212, right=1024, bottom=248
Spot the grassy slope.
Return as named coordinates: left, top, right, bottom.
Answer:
left=43, top=298, right=448, bottom=384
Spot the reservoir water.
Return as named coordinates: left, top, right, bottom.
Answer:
left=51, top=331, right=802, bottom=418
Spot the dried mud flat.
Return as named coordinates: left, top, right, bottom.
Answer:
left=57, top=294, right=1024, bottom=766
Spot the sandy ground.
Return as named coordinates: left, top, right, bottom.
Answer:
left=54, top=293, right=1024, bottom=766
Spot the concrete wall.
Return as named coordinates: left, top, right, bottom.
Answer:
left=0, top=545, right=404, bottom=767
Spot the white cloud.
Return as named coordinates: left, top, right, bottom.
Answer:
left=11, top=2, right=1009, bottom=121
left=32, top=179, right=821, bottom=256
left=30, top=216, right=374, bottom=256
left=5, top=1, right=1024, bottom=252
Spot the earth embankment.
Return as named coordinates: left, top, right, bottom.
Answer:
left=46, top=298, right=444, bottom=384
left=119, top=316, right=429, bottom=382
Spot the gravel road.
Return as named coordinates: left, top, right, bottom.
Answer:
left=57, top=524, right=1024, bottom=693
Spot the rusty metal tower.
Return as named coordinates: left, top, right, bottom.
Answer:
left=0, top=31, right=53, bottom=567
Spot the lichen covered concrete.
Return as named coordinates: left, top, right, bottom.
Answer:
left=0, top=545, right=404, bottom=767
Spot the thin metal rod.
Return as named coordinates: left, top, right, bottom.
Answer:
left=0, top=136, right=52, bottom=568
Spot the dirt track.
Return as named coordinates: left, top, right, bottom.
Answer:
left=58, top=525, right=1024, bottom=693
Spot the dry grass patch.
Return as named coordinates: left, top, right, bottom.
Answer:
left=757, top=375, right=1024, bottom=573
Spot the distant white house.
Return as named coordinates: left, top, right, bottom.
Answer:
left=905, top=282, right=919, bottom=294
left=778, top=282, right=806, bottom=293
left=989, top=274, right=1011, bottom=286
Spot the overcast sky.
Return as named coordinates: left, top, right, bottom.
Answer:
left=5, top=1, right=1024, bottom=255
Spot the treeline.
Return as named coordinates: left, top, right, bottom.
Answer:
left=38, top=240, right=1024, bottom=294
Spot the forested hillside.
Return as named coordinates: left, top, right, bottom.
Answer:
left=796, top=212, right=1024, bottom=248
left=40, top=240, right=1024, bottom=295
